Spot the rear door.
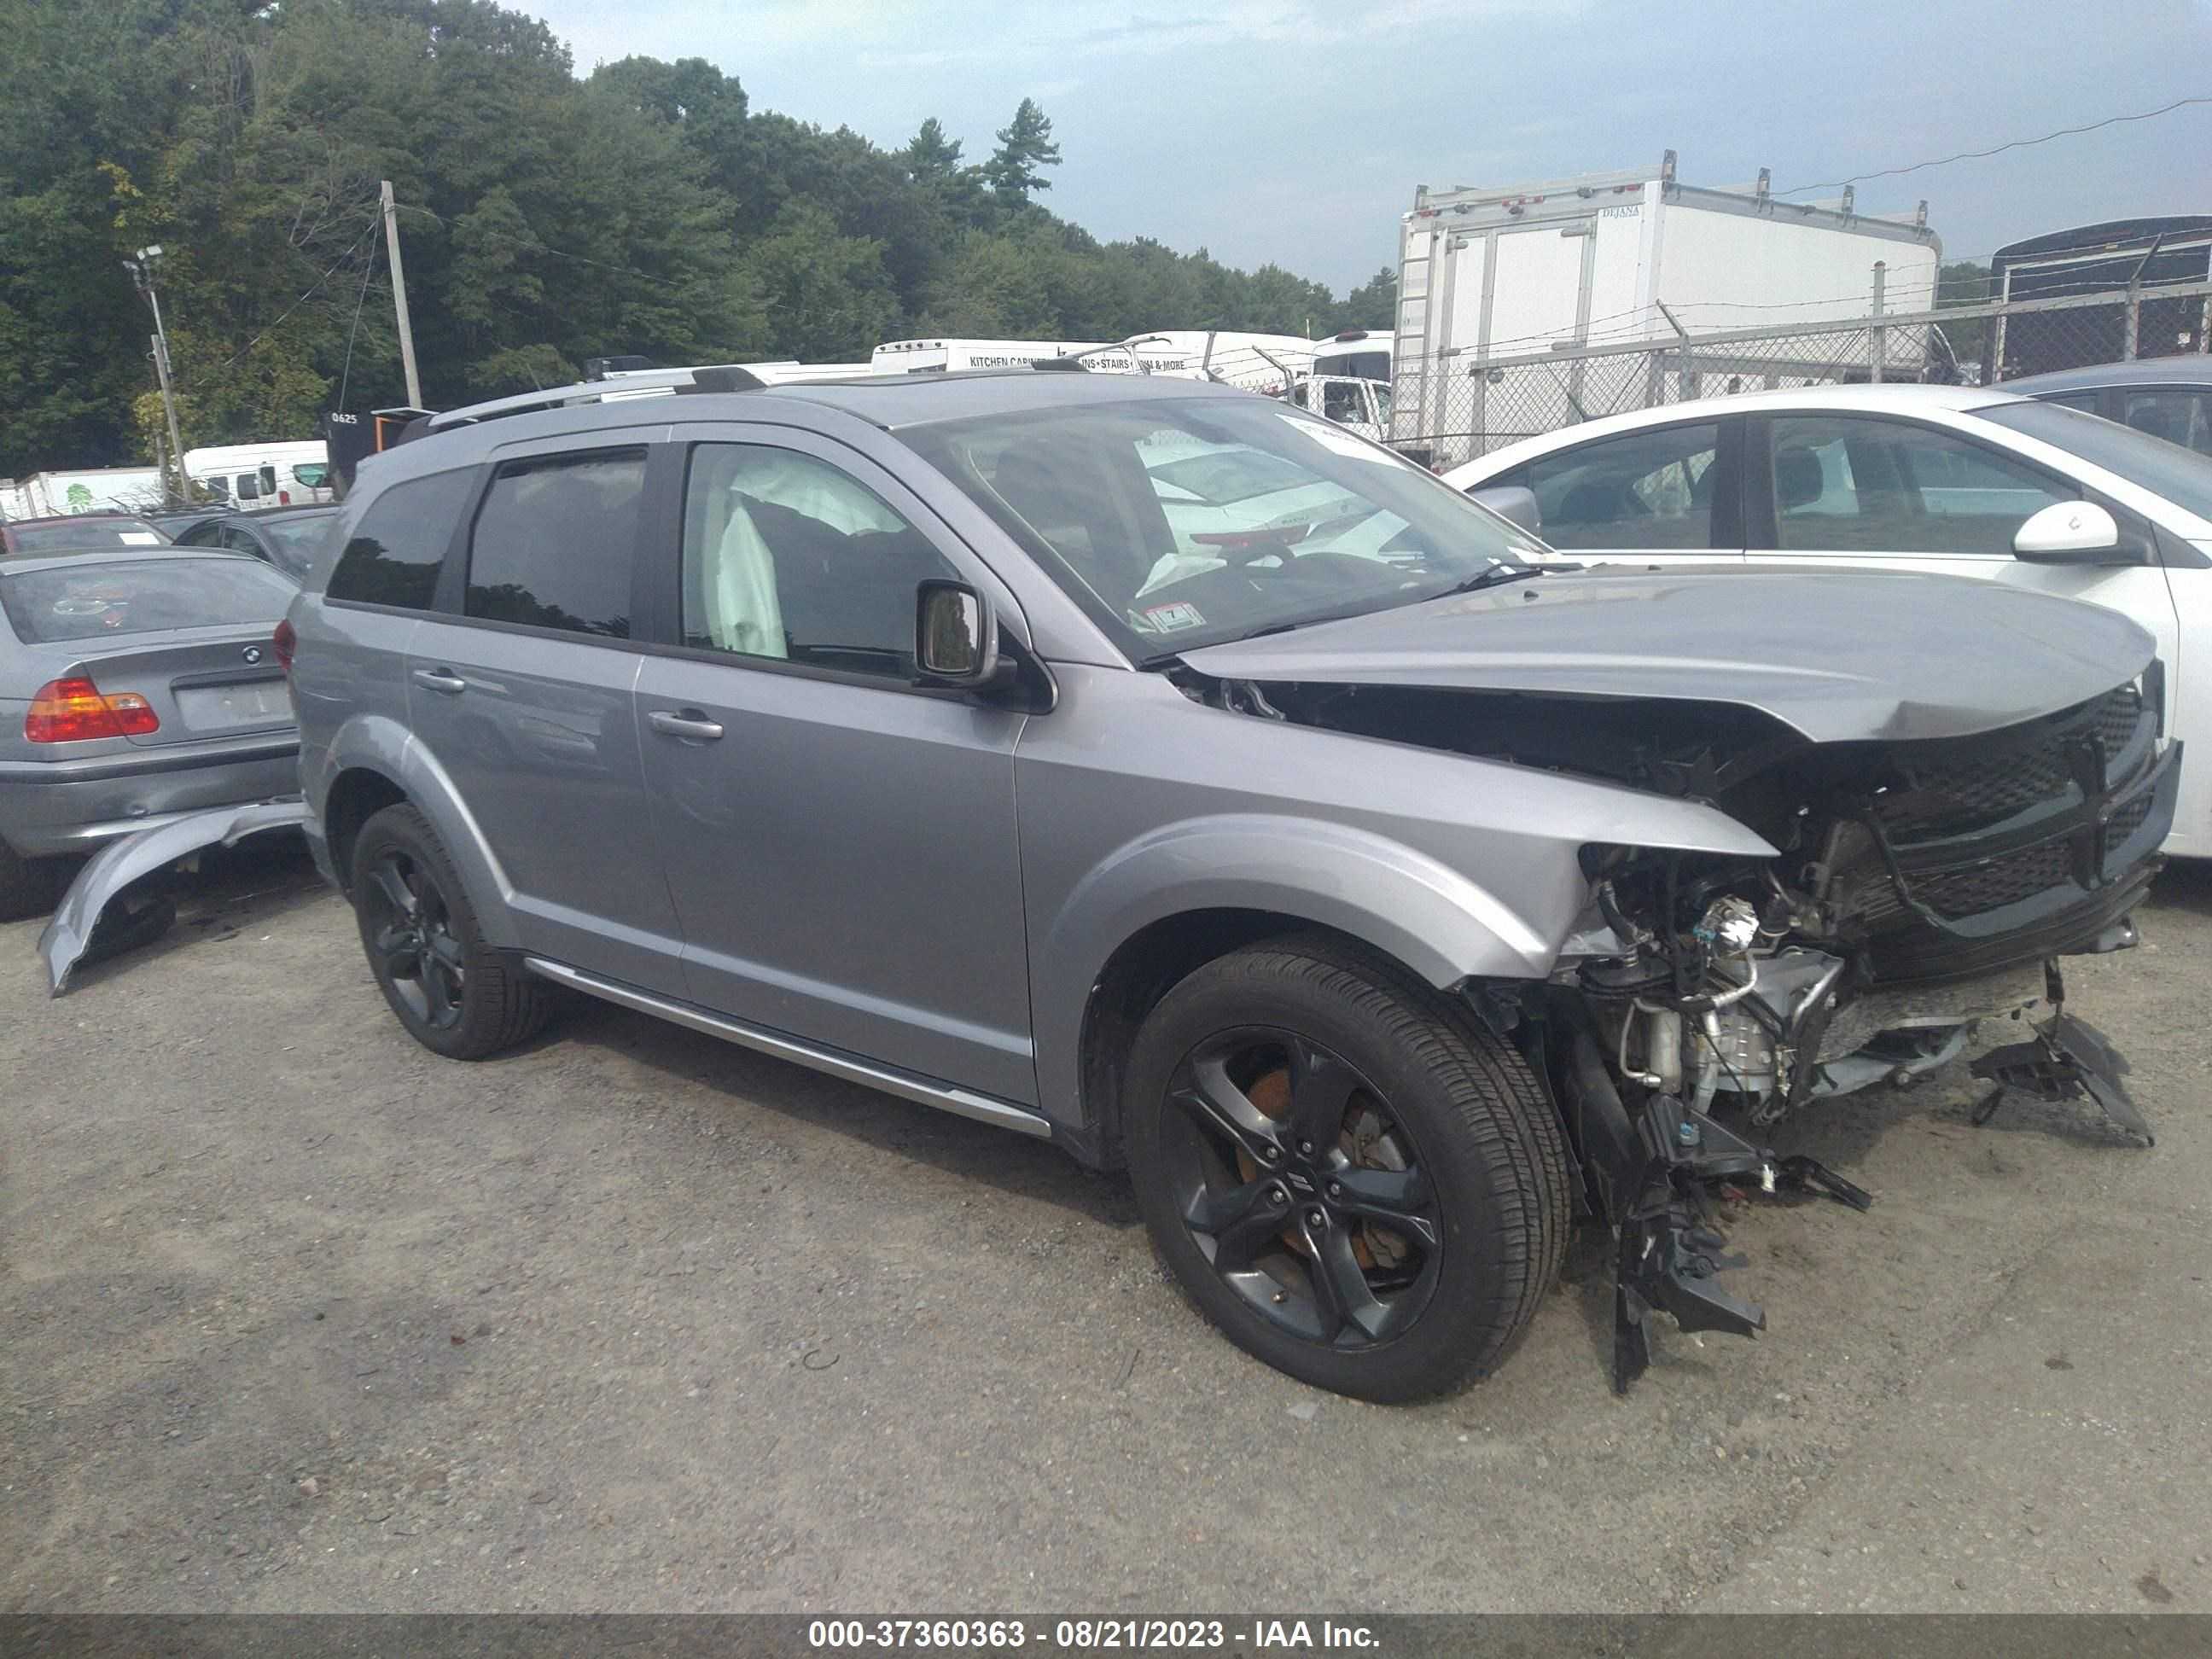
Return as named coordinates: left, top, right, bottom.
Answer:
left=1487, top=417, right=1744, bottom=567
left=632, top=423, right=1036, bottom=1103
left=404, top=433, right=687, bottom=997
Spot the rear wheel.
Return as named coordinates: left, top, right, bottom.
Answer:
left=352, top=804, right=550, bottom=1059
left=1124, top=936, right=1568, bottom=1401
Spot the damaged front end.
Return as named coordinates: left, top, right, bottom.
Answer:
left=1190, top=662, right=2179, bottom=1389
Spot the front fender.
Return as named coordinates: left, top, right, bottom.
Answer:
left=1029, top=813, right=1580, bottom=1132
left=311, top=712, right=518, bottom=950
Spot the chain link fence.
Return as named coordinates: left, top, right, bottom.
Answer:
left=1390, top=280, right=2212, bottom=470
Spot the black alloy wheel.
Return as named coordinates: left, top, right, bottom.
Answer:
left=1163, top=1027, right=1444, bottom=1349
left=362, top=846, right=467, bottom=1032
left=1123, top=936, right=1570, bottom=1401
left=349, top=803, right=550, bottom=1060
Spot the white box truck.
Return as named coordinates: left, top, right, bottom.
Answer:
left=1390, top=153, right=1942, bottom=464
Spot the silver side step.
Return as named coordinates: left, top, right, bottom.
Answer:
left=521, top=957, right=1054, bottom=1139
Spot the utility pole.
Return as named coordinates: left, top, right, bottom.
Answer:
left=380, top=180, right=423, bottom=410
left=125, top=246, right=188, bottom=503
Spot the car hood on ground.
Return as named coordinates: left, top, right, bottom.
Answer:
left=1177, top=564, right=2155, bottom=745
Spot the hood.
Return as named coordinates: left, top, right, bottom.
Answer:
left=1178, top=565, right=2156, bottom=745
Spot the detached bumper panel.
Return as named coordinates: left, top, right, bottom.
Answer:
left=37, top=798, right=311, bottom=995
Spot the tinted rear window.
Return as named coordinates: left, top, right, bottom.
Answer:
left=2, top=558, right=294, bottom=643
left=465, top=450, right=645, bottom=638
left=325, top=469, right=476, bottom=608
left=6, top=520, right=169, bottom=553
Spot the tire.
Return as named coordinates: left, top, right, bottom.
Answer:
left=351, top=803, right=550, bottom=1060
left=0, top=839, right=62, bottom=923
left=1124, top=934, right=1569, bottom=1402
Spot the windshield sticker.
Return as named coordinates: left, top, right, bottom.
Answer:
left=1277, top=414, right=1399, bottom=464
left=1140, top=600, right=1207, bottom=633
left=118, top=532, right=160, bottom=544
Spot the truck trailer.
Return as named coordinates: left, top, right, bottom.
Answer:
left=1389, top=153, right=1942, bottom=465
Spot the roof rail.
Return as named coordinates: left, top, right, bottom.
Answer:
left=421, top=364, right=767, bottom=434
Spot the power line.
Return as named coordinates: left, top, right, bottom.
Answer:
left=335, top=231, right=382, bottom=410
left=193, top=220, right=381, bottom=384
left=1777, top=92, right=2212, bottom=196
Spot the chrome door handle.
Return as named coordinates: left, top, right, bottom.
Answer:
left=649, top=708, right=725, bottom=742
left=412, top=667, right=467, bottom=695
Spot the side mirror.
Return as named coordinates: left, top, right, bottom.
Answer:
left=2012, top=501, right=2149, bottom=566
left=1470, top=485, right=1542, bottom=536
left=915, top=579, right=1007, bottom=688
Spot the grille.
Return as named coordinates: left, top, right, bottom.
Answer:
left=1873, top=684, right=2145, bottom=844
left=2095, top=684, right=2145, bottom=758
left=2109, top=789, right=2155, bottom=845
left=1915, top=842, right=2075, bottom=920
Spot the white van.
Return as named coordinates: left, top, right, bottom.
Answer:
left=870, top=339, right=1105, bottom=375
left=183, top=441, right=333, bottom=509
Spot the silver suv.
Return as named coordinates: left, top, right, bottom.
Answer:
left=284, top=364, right=2179, bottom=1400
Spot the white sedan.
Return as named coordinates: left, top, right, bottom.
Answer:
left=1443, top=384, right=2212, bottom=857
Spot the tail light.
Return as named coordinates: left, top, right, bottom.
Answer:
left=26, top=676, right=160, bottom=742
left=272, top=617, right=296, bottom=673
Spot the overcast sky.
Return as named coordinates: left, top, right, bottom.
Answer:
left=527, top=0, right=2212, bottom=294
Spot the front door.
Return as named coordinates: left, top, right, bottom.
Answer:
left=1503, top=416, right=1744, bottom=568
left=1744, top=410, right=2181, bottom=688
left=635, top=427, right=1037, bottom=1103
left=405, top=434, right=687, bottom=996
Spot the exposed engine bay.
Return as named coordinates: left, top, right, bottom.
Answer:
left=1192, top=665, right=2182, bottom=1388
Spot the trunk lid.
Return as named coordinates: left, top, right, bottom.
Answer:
left=34, top=626, right=293, bottom=747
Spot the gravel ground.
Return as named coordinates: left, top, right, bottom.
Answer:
left=2, top=842, right=2206, bottom=1614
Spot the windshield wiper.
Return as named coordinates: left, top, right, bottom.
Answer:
left=1441, top=561, right=1573, bottom=597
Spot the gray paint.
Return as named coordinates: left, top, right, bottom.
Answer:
left=38, top=798, right=310, bottom=992
left=1182, top=565, right=2156, bottom=744
left=255, top=370, right=2150, bottom=1144
left=2000, top=358, right=2212, bottom=395
left=1, top=547, right=300, bottom=859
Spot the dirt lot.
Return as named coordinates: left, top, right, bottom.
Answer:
left=3, top=842, right=2208, bottom=1614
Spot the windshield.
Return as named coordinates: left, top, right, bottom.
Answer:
left=902, top=396, right=1543, bottom=660
left=2, top=556, right=295, bottom=643
left=1979, top=399, right=2212, bottom=527
left=7, top=519, right=169, bottom=553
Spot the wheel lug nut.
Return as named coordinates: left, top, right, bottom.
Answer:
left=1297, top=1139, right=1314, bottom=1155
left=1270, top=1186, right=1288, bottom=1206
left=1326, top=1181, right=1342, bottom=1198
left=1306, top=1208, right=1326, bottom=1228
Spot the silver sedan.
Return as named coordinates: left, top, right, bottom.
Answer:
left=0, top=545, right=300, bottom=918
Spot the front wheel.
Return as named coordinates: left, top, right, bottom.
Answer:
left=1124, top=936, right=1569, bottom=1401
left=351, top=803, right=550, bottom=1060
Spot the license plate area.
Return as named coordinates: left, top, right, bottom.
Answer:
left=176, top=678, right=291, bottom=731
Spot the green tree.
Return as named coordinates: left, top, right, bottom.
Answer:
left=743, top=204, right=902, bottom=361
left=0, top=0, right=1390, bottom=479
left=1336, top=266, right=1397, bottom=333
left=904, top=118, right=963, bottom=184
left=984, top=98, right=1061, bottom=205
